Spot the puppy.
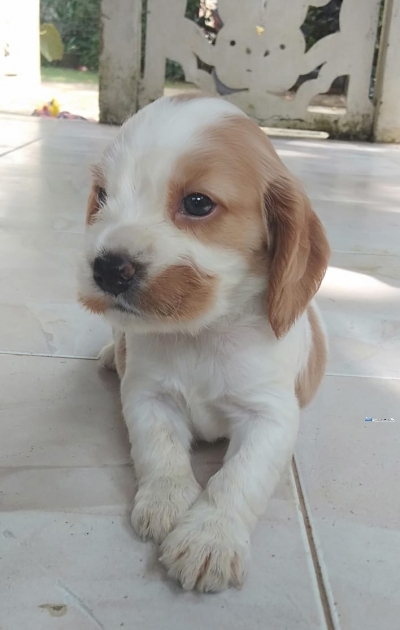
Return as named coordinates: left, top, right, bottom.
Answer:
left=78, top=94, right=330, bottom=592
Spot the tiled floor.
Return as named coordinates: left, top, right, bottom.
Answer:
left=1, top=114, right=399, bottom=630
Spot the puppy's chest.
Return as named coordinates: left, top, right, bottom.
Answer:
left=127, top=332, right=252, bottom=439
left=151, top=337, right=230, bottom=399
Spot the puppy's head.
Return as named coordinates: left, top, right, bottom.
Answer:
left=78, top=95, right=330, bottom=336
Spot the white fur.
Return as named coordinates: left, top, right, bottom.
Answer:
left=98, top=342, right=116, bottom=370
left=78, top=96, right=326, bottom=592
left=121, top=311, right=308, bottom=590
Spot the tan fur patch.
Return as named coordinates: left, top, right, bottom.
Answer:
left=167, top=114, right=329, bottom=336
left=265, top=175, right=330, bottom=338
left=296, top=304, right=327, bottom=408
left=139, top=264, right=217, bottom=322
left=168, top=116, right=268, bottom=257
left=86, top=167, right=106, bottom=226
left=86, top=184, right=102, bottom=226
left=78, top=294, right=111, bottom=314
left=170, top=91, right=211, bottom=103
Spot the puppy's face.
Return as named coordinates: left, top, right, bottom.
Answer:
left=78, top=96, right=330, bottom=336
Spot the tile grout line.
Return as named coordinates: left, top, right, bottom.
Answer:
left=292, top=456, right=339, bottom=630
left=327, top=249, right=400, bottom=258
left=1, top=352, right=399, bottom=381
left=0, top=137, right=42, bottom=158
left=310, top=198, right=400, bottom=207
left=326, top=371, right=400, bottom=380
left=0, top=463, right=131, bottom=471
left=0, top=350, right=97, bottom=360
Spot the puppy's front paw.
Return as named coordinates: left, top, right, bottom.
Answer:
left=131, top=476, right=202, bottom=544
left=98, top=342, right=116, bottom=371
left=160, top=503, right=250, bottom=592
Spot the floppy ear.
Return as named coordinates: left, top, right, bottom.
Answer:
left=264, top=172, right=330, bottom=338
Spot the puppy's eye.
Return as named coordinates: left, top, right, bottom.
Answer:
left=97, top=186, right=107, bottom=205
left=182, top=193, right=215, bottom=217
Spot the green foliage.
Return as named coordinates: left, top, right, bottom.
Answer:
left=40, top=23, right=64, bottom=62
left=40, top=0, right=100, bottom=70
left=41, top=66, right=98, bottom=84
left=41, top=0, right=199, bottom=78
left=186, top=0, right=200, bottom=18
left=301, top=0, right=342, bottom=52
left=41, top=0, right=379, bottom=86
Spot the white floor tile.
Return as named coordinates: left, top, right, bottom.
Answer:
left=1, top=504, right=325, bottom=630
left=0, top=353, right=325, bottom=630
left=296, top=375, right=400, bottom=630
left=1, top=113, right=400, bottom=628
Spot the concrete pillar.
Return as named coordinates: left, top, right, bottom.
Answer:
left=374, top=0, right=400, bottom=142
left=99, top=0, right=142, bottom=125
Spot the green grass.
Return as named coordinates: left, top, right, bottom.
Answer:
left=41, top=66, right=99, bottom=84
left=164, top=79, right=194, bottom=90
left=41, top=67, right=196, bottom=91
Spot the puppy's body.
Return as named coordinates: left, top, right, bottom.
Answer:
left=79, top=95, right=330, bottom=592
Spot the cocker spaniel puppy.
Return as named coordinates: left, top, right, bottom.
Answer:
left=78, top=94, right=330, bottom=592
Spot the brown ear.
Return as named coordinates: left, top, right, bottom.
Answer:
left=265, top=173, right=330, bottom=338
left=86, top=184, right=100, bottom=225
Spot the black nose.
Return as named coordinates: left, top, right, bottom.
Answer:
left=93, top=254, right=135, bottom=296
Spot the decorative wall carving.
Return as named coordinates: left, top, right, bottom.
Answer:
left=140, top=0, right=382, bottom=138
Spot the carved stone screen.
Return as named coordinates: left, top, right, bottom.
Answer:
left=140, top=0, right=382, bottom=139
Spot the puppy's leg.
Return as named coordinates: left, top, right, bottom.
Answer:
left=98, top=342, right=116, bottom=371
left=160, top=393, right=299, bottom=592
left=123, top=388, right=201, bottom=544
left=98, top=329, right=125, bottom=377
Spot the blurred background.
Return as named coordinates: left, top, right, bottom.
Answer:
left=0, top=0, right=398, bottom=141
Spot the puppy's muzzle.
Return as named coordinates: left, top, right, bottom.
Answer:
left=93, top=253, right=135, bottom=296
